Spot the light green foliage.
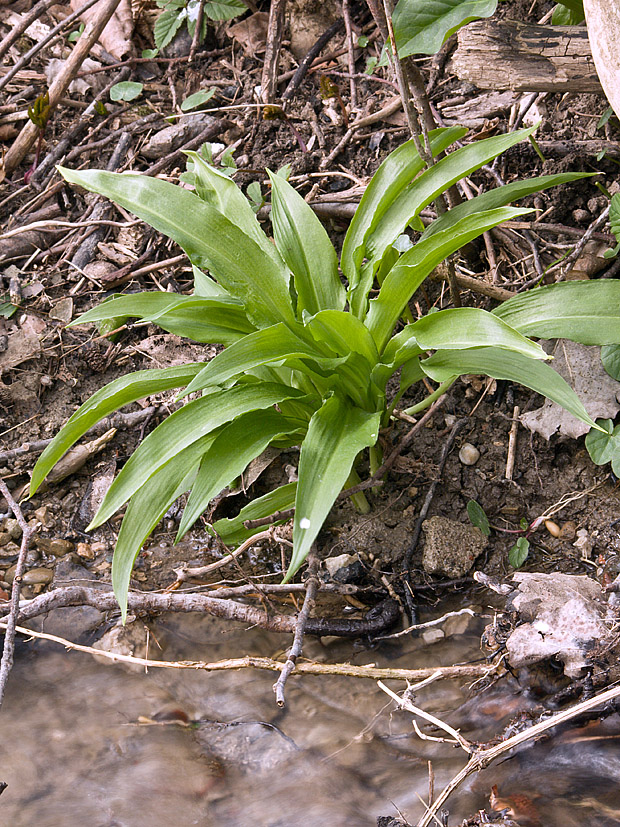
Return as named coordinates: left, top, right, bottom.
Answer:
left=34, top=128, right=619, bottom=618
left=509, top=537, right=530, bottom=568
left=181, top=89, right=215, bottom=112
left=604, top=193, right=620, bottom=258
left=467, top=500, right=490, bottom=536
left=586, top=419, right=620, bottom=476
left=154, top=0, right=245, bottom=51
left=109, top=82, right=143, bottom=102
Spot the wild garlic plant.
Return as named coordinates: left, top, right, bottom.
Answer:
left=31, top=125, right=620, bottom=617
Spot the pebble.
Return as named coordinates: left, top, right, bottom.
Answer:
left=34, top=506, right=55, bottom=528
left=459, top=443, right=480, bottom=465
left=5, top=565, right=53, bottom=585
left=76, top=542, right=95, bottom=561
left=34, top=537, right=74, bottom=557
left=4, top=519, right=21, bottom=540
left=421, top=628, right=445, bottom=645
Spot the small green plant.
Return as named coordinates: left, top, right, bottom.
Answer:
left=154, top=0, right=245, bottom=51
left=32, top=126, right=620, bottom=617
left=110, top=81, right=144, bottom=102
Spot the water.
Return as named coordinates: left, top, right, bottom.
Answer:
left=1, top=609, right=620, bottom=826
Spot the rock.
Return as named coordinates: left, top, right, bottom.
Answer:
left=49, top=297, right=73, bottom=323
left=421, top=628, right=445, bottom=645
left=504, top=572, right=609, bottom=678
left=34, top=506, right=54, bottom=528
left=195, top=721, right=298, bottom=773
left=324, top=553, right=356, bottom=578
left=141, top=113, right=218, bottom=159
left=91, top=622, right=150, bottom=671
left=21, top=567, right=53, bottom=586
left=34, top=537, right=74, bottom=557
left=422, top=516, right=488, bottom=577
left=76, top=542, right=95, bottom=561
left=459, top=442, right=480, bottom=465
left=4, top=518, right=21, bottom=540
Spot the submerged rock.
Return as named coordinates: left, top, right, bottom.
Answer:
left=422, top=516, right=488, bottom=577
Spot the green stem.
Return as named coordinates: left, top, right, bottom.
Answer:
left=369, top=443, right=383, bottom=477
left=402, top=377, right=456, bottom=417
left=345, top=468, right=371, bottom=514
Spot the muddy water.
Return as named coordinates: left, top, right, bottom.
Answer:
left=1, top=610, right=620, bottom=827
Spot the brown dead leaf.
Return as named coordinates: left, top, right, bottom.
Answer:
left=227, top=12, right=269, bottom=55
left=71, top=0, right=134, bottom=59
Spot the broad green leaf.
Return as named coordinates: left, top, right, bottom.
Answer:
left=30, top=364, right=205, bottom=494
left=365, top=207, right=531, bottom=352
left=509, top=537, right=530, bottom=568
left=467, top=500, right=490, bottom=536
left=399, top=356, right=425, bottom=395
left=392, top=0, right=498, bottom=58
left=421, top=346, right=598, bottom=429
left=422, top=173, right=594, bottom=239
left=89, top=383, right=304, bottom=529
left=113, top=433, right=215, bottom=620
left=192, top=265, right=229, bottom=297
left=185, top=152, right=283, bottom=263
left=58, top=167, right=296, bottom=329
left=204, top=0, right=245, bottom=20
left=553, top=0, right=584, bottom=13
left=213, top=482, right=297, bottom=546
left=342, top=126, right=466, bottom=291
left=182, top=323, right=327, bottom=395
left=176, top=409, right=301, bottom=539
left=585, top=419, right=620, bottom=475
left=601, top=344, right=620, bottom=380
left=287, top=395, right=381, bottom=581
left=494, top=281, right=620, bottom=344
left=409, top=307, right=546, bottom=360
left=268, top=171, right=344, bottom=314
left=154, top=7, right=184, bottom=50
left=609, top=193, right=620, bottom=243
left=362, top=128, right=537, bottom=280
left=71, top=292, right=254, bottom=345
left=305, top=310, right=379, bottom=365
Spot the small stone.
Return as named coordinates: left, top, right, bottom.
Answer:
left=5, top=519, right=21, bottom=540
left=559, top=521, right=577, bottom=541
left=421, top=628, right=445, bottom=645
left=76, top=542, right=95, bottom=561
left=34, top=506, right=54, bottom=528
left=459, top=443, right=480, bottom=466
left=572, top=208, right=590, bottom=224
left=90, top=541, right=108, bottom=556
left=422, top=516, right=488, bottom=578
left=0, top=542, right=19, bottom=559
left=544, top=519, right=561, bottom=538
left=0, top=532, right=11, bottom=547
left=21, top=567, right=54, bottom=586
left=324, top=553, right=356, bottom=577
left=49, top=297, right=73, bottom=323
left=34, top=537, right=74, bottom=557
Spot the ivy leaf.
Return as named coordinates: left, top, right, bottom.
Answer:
left=509, top=537, right=530, bottom=568
left=181, top=89, right=215, bottom=112
left=585, top=419, right=620, bottom=476
left=467, top=500, right=490, bottom=536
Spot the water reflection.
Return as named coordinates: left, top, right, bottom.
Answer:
left=1, top=611, right=619, bottom=826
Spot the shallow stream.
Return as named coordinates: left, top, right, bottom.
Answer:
left=2, top=606, right=620, bottom=826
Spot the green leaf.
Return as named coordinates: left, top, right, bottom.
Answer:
left=601, top=344, right=620, bottom=380
left=182, top=323, right=326, bottom=395
left=268, top=171, right=345, bottom=314
left=204, top=0, right=245, bottom=20
left=609, top=193, right=620, bottom=243
left=392, top=0, right=498, bottom=58
left=342, top=126, right=466, bottom=295
left=30, top=365, right=205, bottom=494
left=176, top=409, right=301, bottom=539
left=509, top=536, right=529, bottom=568
left=154, top=6, right=184, bottom=49
left=192, top=265, right=229, bottom=297
left=422, top=173, right=594, bottom=239
left=467, top=500, right=490, bottom=536
left=113, top=433, right=215, bottom=620
left=408, top=308, right=546, bottom=360
left=0, top=298, right=17, bottom=318
left=213, top=482, right=297, bottom=546
left=181, top=89, right=216, bottom=111
left=494, top=281, right=620, bottom=345
left=305, top=310, right=379, bottom=365
left=110, top=81, right=143, bottom=102
left=361, top=128, right=538, bottom=282
left=89, top=383, right=305, bottom=529
left=421, top=346, right=598, bottom=430
left=71, top=292, right=254, bottom=345
left=553, top=0, right=584, bottom=13
left=141, top=48, right=159, bottom=59
left=287, top=395, right=381, bottom=581
left=365, top=207, right=531, bottom=353
left=585, top=419, right=620, bottom=475
left=551, top=3, right=585, bottom=24
left=57, top=167, right=295, bottom=329
left=598, top=106, right=614, bottom=130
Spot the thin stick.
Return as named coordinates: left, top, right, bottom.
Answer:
left=261, top=0, right=286, bottom=103
left=274, top=550, right=320, bottom=706
left=342, top=0, right=358, bottom=109
left=4, top=0, right=123, bottom=175
left=505, top=405, right=520, bottom=481
left=281, top=18, right=345, bottom=106
left=172, top=530, right=273, bottom=583
left=0, top=479, right=35, bottom=707
left=0, top=621, right=497, bottom=682
left=187, top=0, right=206, bottom=65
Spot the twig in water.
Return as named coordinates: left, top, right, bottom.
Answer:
left=0, top=479, right=36, bottom=707
left=274, top=549, right=320, bottom=706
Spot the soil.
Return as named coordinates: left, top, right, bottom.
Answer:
left=2, top=1, right=620, bottom=824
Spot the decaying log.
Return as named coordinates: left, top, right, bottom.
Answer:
left=451, top=20, right=602, bottom=93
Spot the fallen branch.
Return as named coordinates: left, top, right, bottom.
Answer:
left=0, top=479, right=35, bottom=707
left=2, top=621, right=497, bottom=682
left=5, top=585, right=401, bottom=638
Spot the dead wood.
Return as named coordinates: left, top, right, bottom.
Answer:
left=451, top=20, right=602, bottom=93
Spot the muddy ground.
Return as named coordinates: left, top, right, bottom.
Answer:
left=2, top=0, right=620, bottom=824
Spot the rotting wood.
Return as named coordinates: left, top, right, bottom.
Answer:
left=451, top=20, right=602, bottom=93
